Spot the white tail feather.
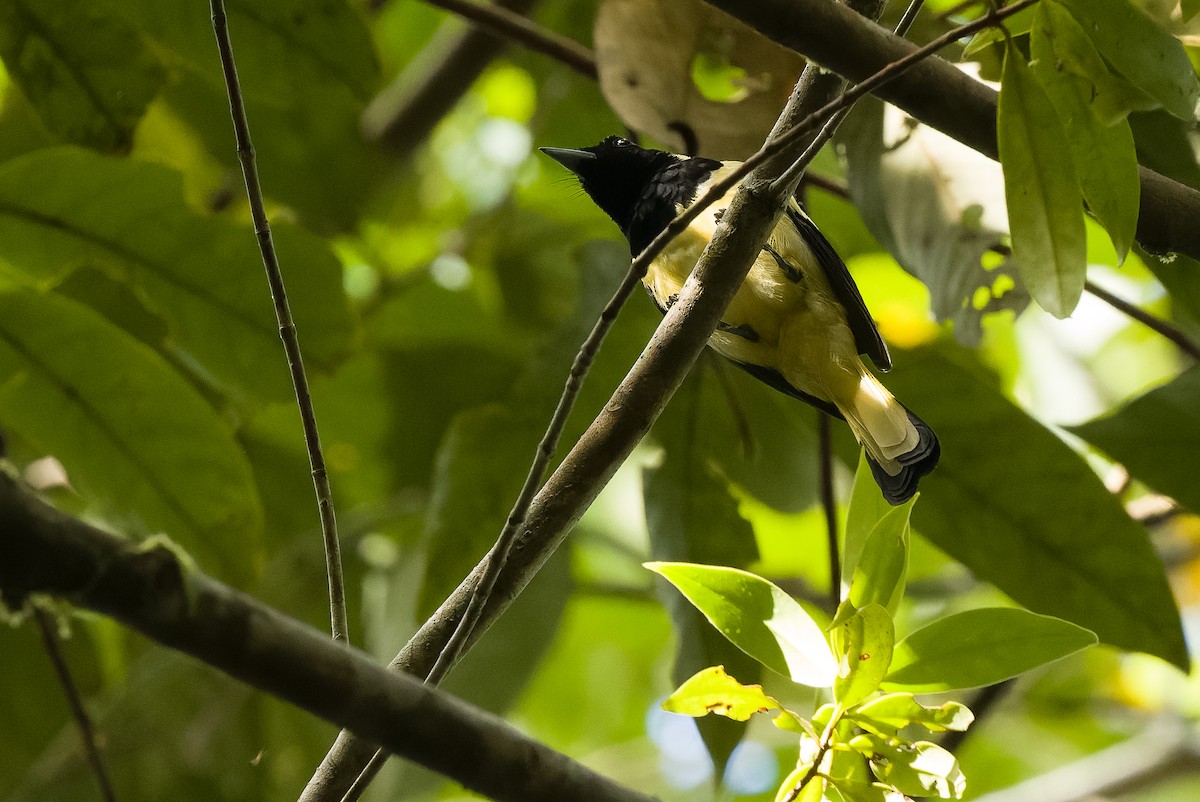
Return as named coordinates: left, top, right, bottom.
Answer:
left=836, top=372, right=920, bottom=474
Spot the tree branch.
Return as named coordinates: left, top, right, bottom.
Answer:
left=703, top=0, right=1200, bottom=261
left=0, top=472, right=657, bottom=802
left=423, top=0, right=596, bottom=79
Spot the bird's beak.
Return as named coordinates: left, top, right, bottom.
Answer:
left=539, top=147, right=597, bottom=175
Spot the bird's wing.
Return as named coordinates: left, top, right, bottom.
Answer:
left=786, top=203, right=892, bottom=372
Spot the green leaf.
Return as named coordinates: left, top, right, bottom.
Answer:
left=847, top=501, right=913, bottom=616
left=998, top=41, right=1087, bottom=318
left=884, top=343, right=1189, bottom=670
left=842, top=450, right=892, bottom=583
left=646, top=562, right=838, bottom=687
left=865, top=737, right=965, bottom=799
left=833, top=604, right=894, bottom=708
left=1185, top=0, right=1200, bottom=22
left=884, top=608, right=1097, bottom=692
left=851, top=694, right=974, bottom=736
left=0, top=0, right=164, bottom=151
left=1056, top=0, right=1200, bottom=121
left=1071, top=367, right=1200, bottom=514
left=1030, top=3, right=1140, bottom=263
left=0, top=148, right=353, bottom=402
left=120, top=0, right=382, bottom=229
left=661, top=666, right=806, bottom=731
left=0, top=289, right=262, bottom=564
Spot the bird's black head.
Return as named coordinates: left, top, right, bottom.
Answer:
left=541, top=136, right=713, bottom=252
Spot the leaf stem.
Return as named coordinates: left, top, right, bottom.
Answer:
left=34, top=606, right=117, bottom=802
left=209, top=0, right=348, bottom=644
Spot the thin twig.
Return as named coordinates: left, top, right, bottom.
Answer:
left=34, top=606, right=117, bottom=802
left=819, top=415, right=840, bottom=611
left=1084, top=280, right=1200, bottom=362
left=424, top=0, right=596, bottom=79
left=209, top=1, right=348, bottom=644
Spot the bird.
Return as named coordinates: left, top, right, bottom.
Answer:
left=541, top=136, right=938, bottom=505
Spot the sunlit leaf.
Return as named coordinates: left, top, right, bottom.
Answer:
left=864, top=737, right=965, bottom=799
left=847, top=501, right=912, bottom=616
left=833, top=604, right=894, bottom=708
left=1071, top=366, right=1200, bottom=514
left=0, top=289, right=262, bottom=566
left=1030, top=3, right=1140, bottom=263
left=646, top=562, right=838, bottom=686
left=998, top=42, right=1086, bottom=318
left=1056, top=0, right=1200, bottom=121
left=0, top=0, right=163, bottom=151
left=851, top=693, right=973, bottom=736
left=884, top=608, right=1097, bottom=692
left=662, top=666, right=806, bottom=732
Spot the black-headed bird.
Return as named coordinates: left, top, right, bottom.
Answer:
left=541, top=136, right=938, bottom=505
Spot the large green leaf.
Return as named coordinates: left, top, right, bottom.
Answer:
left=998, top=42, right=1086, bottom=318
left=884, top=608, right=1097, bottom=692
left=0, top=289, right=262, bottom=562
left=884, top=344, right=1188, bottom=669
left=1056, top=0, right=1200, bottom=121
left=1031, top=3, right=1140, bottom=263
left=0, top=0, right=163, bottom=151
left=116, top=0, right=381, bottom=229
left=646, top=562, right=837, bottom=687
left=1071, top=367, right=1200, bottom=514
left=0, top=148, right=352, bottom=402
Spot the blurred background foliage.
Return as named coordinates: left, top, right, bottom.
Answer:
left=1, top=0, right=1200, bottom=800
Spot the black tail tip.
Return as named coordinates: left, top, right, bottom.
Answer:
left=867, top=411, right=940, bottom=506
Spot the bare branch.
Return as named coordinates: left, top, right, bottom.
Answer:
left=0, top=473, right=657, bottom=802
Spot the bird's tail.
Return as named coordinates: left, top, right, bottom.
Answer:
left=834, top=371, right=939, bottom=505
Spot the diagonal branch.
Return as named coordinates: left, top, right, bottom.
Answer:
left=0, top=472, right=657, bottom=802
